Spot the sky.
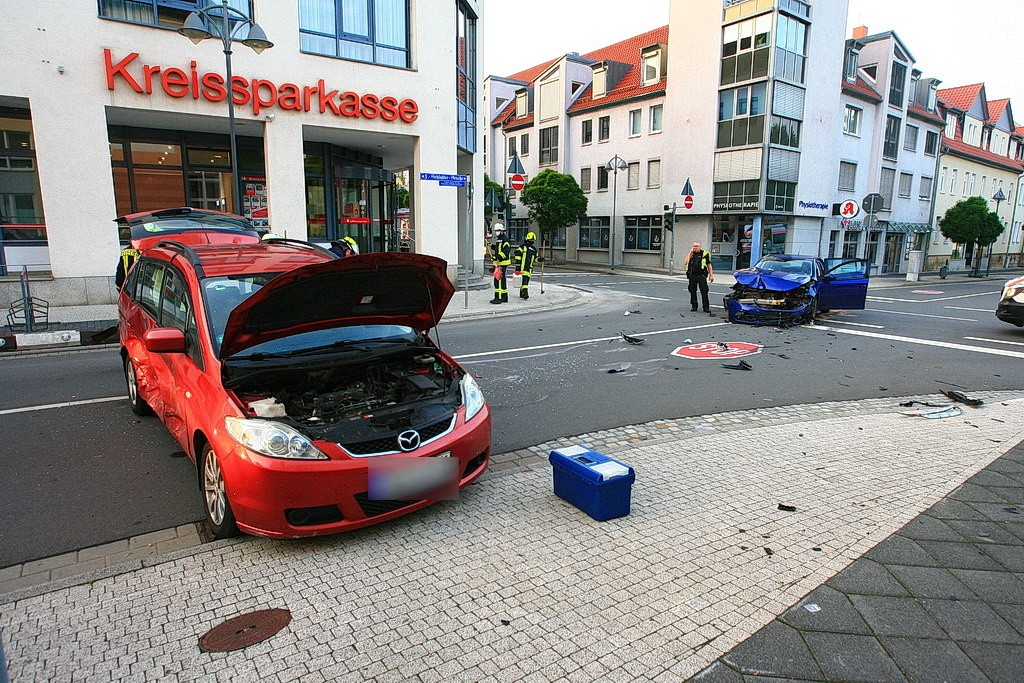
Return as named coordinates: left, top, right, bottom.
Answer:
left=483, top=0, right=1023, bottom=125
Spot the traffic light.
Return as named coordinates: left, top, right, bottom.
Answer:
left=663, top=204, right=675, bottom=232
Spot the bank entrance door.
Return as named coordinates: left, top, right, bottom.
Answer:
left=333, top=168, right=396, bottom=254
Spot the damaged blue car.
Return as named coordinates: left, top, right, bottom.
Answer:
left=724, top=255, right=870, bottom=326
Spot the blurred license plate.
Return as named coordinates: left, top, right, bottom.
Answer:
left=367, top=456, right=459, bottom=501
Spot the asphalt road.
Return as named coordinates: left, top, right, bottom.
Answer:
left=1, top=270, right=1021, bottom=567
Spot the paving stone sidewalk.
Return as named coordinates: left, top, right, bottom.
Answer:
left=1, top=391, right=1022, bottom=682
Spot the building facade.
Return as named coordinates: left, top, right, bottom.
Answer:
left=929, top=84, right=1024, bottom=272
left=485, top=0, right=964, bottom=276
left=0, top=0, right=484, bottom=307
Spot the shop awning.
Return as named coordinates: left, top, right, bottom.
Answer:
left=886, top=222, right=932, bottom=234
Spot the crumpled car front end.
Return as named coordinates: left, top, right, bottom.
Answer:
left=724, top=270, right=816, bottom=326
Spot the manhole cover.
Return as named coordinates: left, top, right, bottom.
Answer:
left=199, top=608, right=291, bottom=652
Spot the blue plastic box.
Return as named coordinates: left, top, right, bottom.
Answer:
left=549, top=446, right=635, bottom=521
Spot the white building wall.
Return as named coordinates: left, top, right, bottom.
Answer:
left=1, top=0, right=478, bottom=301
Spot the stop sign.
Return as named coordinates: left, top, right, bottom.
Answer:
left=683, top=195, right=693, bottom=209
left=671, top=341, right=763, bottom=359
left=509, top=174, right=526, bottom=191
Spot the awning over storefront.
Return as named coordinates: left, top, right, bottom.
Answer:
left=885, top=222, right=932, bottom=234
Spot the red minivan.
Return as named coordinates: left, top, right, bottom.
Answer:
left=118, top=236, right=490, bottom=539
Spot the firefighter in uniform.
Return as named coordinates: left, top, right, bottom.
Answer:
left=489, top=225, right=512, bottom=304
left=513, top=231, right=542, bottom=300
left=115, top=246, right=142, bottom=290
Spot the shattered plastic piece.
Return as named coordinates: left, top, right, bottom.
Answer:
left=777, top=354, right=791, bottom=359
left=942, top=390, right=983, bottom=406
left=721, top=359, right=753, bottom=371
left=607, top=364, right=632, bottom=374
left=812, top=547, right=822, bottom=552
left=803, top=604, right=821, bottom=613
left=621, top=332, right=646, bottom=345
left=716, top=342, right=729, bottom=350
left=777, top=504, right=797, bottom=512
left=899, top=400, right=946, bottom=408
left=500, top=619, right=511, bottom=626
left=624, top=309, right=642, bottom=316
left=901, top=405, right=962, bottom=419
left=764, top=547, right=774, bottom=556
left=682, top=338, right=693, bottom=344
left=1003, top=507, right=1020, bottom=515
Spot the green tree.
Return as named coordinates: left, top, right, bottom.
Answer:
left=939, top=196, right=1003, bottom=276
left=518, top=169, right=588, bottom=257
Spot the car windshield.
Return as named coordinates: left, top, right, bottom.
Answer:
left=202, top=274, right=278, bottom=352
left=232, top=325, right=421, bottom=359
left=754, top=258, right=815, bottom=277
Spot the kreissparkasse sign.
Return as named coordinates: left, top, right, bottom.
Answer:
left=104, top=49, right=419, bottom=123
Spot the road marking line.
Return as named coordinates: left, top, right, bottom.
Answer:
left=825, top=320, right=885, bottom=329
left=454, top=322, right=730, bottom=360
left=626, top=294, right=672, bottom=301
left=867, top=291, right=999, bottom=303
left=809, top=325, right=1024, bottom=359
left=0, top=395, right=125, bottom=416
left=865, top=308, right=976, bottom=321
left=963, top=336, right=1024, bottom=347
left=945, top=306, right=992, bottom=312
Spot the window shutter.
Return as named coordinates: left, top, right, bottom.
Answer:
left=714, top=149, right=762, bottom=181
left=772, top=82, right=805, bottom=120
left=768, top=149, right=800, bottom=182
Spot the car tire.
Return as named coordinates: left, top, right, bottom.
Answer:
left=124, top=356, right=152, bottom=416
left=200, top=443, right=240, bottom=539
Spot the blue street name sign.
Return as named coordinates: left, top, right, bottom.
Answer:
left=420, top=173, right=468, bottom=185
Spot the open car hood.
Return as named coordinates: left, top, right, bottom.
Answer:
left=219, top=253, right=454, bottom=359
left=733, top=269, right=811, bottom=292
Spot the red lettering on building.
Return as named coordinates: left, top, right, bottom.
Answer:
left=102, top=50, right=419, bottom=123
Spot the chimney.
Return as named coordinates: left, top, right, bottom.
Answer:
left=852, top=26, right=869, bottom=40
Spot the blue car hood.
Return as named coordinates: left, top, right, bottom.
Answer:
left=734, top=269, right=810, bottom=292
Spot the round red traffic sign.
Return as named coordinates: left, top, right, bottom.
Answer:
left=671, top=341, right=763, bottom=360
left=509, top=174, right=525, bottom=191
left=683, top=195, right=693, bottom=209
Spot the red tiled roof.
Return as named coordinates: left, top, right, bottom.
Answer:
left=507, top=59, right=560, bottom=88
left=986, top=98, right=1009, bottom=125
left=936, top=83, right=983, bottom=112
left=567, top=26, right=669, bottom=114
left=841, top=76, right=882, bottom=103
left=942, top=136, right=1024, bottom=174
left=907, top=102, right=944, bottom=126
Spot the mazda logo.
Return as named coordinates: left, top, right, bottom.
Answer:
left=397, top=430, right=421, bottom=452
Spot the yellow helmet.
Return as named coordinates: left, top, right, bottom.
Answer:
left=526, top=231, right=537, bottom=241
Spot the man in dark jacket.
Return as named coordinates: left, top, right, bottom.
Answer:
left=685, top=241, right=715, bottom=314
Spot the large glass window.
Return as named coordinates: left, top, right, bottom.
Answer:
left=299, top=0, right=409, bottom=68
left=539, top=126, right=558, bottom=165
left=624, top=216, right=662, bottom=252
left=883, top=115, right=901, bottom=160
left=0, top=114, right=46, bottom=243
left=721, top=14, right=771, bottom=85
left=456, top=3, right=477, bottom=153
left=99, top=0, right=251, bottom=29
left=713, top=181, right=760, bottom=212
left=775, top=15, right=807, bottom=83
left=717, top=83, right=766, bottom=148
left=769, top=116, right=801, bottom=147
left=889, top=62, right=907, bottom=107
left=579, top=216, right=610, bottom=248
left=765, top=180, right=795, bottom=212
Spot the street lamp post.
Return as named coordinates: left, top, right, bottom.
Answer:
left=989, top=188, right=1006, bottom=276
left=604, top=155, right=628, bottom=269
left=178, top=1, right=273, bottom=214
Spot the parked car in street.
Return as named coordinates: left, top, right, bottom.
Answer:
left=118, top=237, right=490, bottom=539
left=995, top=275, right=1024, bottom=327
left=724, top=255, right=870, bottom=326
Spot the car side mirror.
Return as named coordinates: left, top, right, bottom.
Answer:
left=144, top=327, right=187, bottom=353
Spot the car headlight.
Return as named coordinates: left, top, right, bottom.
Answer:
left=224, top=417, right=328, bottom=460
left=461, top=373, right=486, bottom=422
left=1002, top=283, right=1024, bottom=301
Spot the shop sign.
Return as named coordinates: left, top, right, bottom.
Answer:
left=713, top=200, right=759, bottom=211
left=104, top=50, right=419, bottom=123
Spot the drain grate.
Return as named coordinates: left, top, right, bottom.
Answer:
left=198, top=608, right=291, bottom=652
